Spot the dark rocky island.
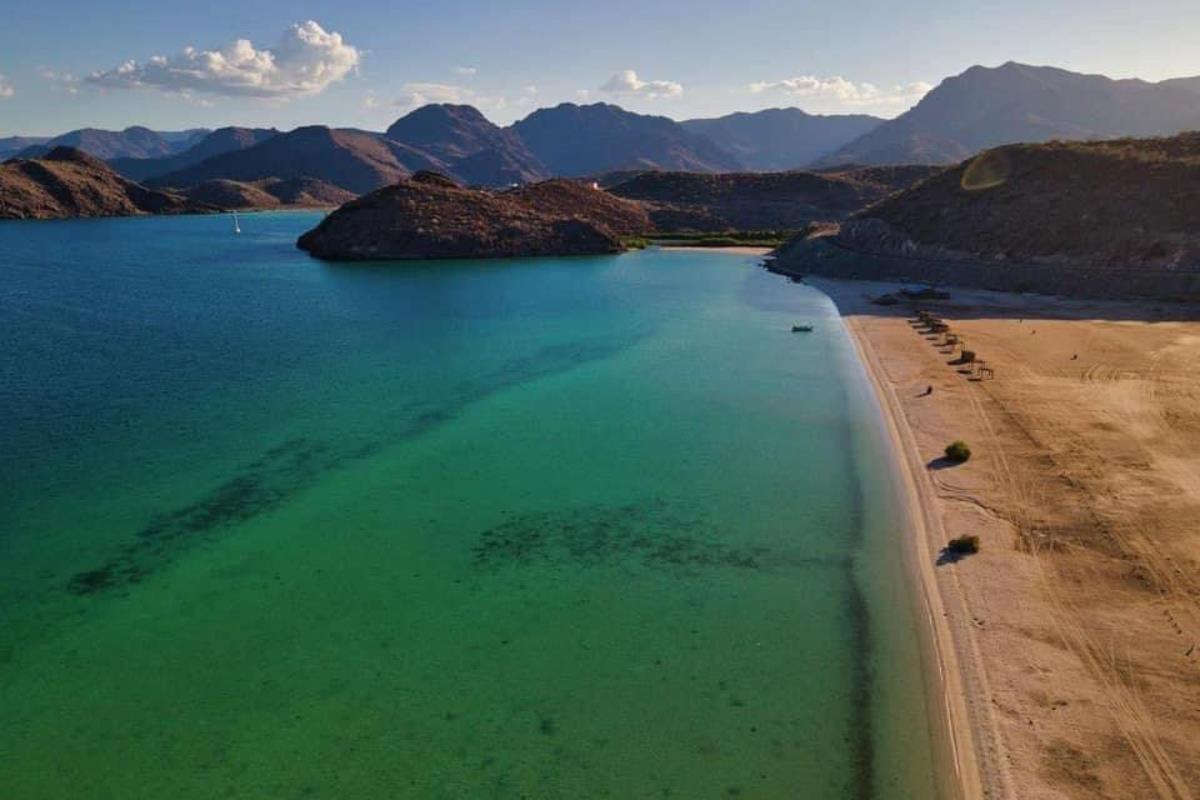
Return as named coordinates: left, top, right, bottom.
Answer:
left=0, top=147, right=214, bottom=220
left=297, top=173, right=647, bottom=260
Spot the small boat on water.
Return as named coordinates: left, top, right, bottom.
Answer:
left=233, top=210, right=241, bottom=234
left=792, top=324, right=814, bottom=333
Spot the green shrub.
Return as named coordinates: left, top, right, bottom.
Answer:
left=944, top=441, right=972, bottom=463
left=947, top=535, right=981, bottom=555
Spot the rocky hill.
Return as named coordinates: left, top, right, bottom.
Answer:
left=607, top=167, right=939, bottom=230
left=178, top=176, right=356, bottom=209
left=0, top=147, right=213, bottom=219
left=504, top=179, right=651, bottom=236
left=297, top=172, right=629, bottom=260
left=111, top=127, right=279, bottom=182
left=386, top=104, right=548, bottom=186
left=151, top=126, right=447, bottom=195
left=821, top=62, right=1200, bottom=166
left=845, top=133, right=1200, bottom=267
left=511, top=103, right=742, bottom=176
left=681, top=108, right=882, bottom=170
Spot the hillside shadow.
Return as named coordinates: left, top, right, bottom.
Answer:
left=791, top=274, right=1200, bottom=323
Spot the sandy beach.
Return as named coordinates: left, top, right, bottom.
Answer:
left=812, top=277, right=1200, bottom=800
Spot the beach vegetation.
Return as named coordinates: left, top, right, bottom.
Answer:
left=944, top=440, right=972, bottom=462
left=649, top=230, right=794, bottom=248
left=946, top=534, right=981, bottom=555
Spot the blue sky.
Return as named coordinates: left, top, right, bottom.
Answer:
left=0, top=0, right=1196, bottom=135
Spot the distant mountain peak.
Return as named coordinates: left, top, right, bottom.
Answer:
left=818, top=62, right=1200, bottom=167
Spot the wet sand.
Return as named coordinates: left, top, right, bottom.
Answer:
left=814, top=277, right=1200, bottom=800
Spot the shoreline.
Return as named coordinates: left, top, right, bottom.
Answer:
left=817, top=277, right=994, bottom=800
left=655, top=244, right=774, bottom=255
left=806, top=274, right=1200, bottom=800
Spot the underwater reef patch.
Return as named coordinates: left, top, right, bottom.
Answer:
left=66, top=338, right=638, bottom=597
left=471, top=500, right=848, bottom=574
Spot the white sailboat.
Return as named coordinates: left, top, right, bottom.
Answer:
left=233, top=210, right=242, bottom=234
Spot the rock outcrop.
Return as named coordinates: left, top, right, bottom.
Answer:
left=0, top=147, right=214, bottom=220
left=297, top=172, right=631, bottom=260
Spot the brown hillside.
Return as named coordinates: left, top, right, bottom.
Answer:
left=505, top=179, right=652, bottom=236
left=297, top=172, right=623, bottom=261
left=0, top=147, right=213, bottom=220
left=857, top=133, right=1200, bottom=266
left=608, top=169, right=937, bottom=231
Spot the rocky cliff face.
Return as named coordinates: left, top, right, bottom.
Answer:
left=0, top=147, right=214, bottom=219
left=296, top=172, right=630, bottom=261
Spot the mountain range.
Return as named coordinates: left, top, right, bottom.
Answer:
left=2, top=126, right=211, bottom=161
left=820, top=62, right=1200, bottom=166
left=5, top=62, right=1200, bottom=204
left=681, top=109, right=882, bottom=170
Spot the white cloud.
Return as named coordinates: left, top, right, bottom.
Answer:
left=748, top=75, right=931, bottom=110
left=86, top=20, right=360, bottom=99
left=395, top=82, right=472, bottom=107
left=391, top=82, right=540, bottom=120
left=0, top=74, right=13, bottom=98
left=453, top=66, right=478, bottom=77
left=600, top=69, right=683, bottom=99
left=38, top=67, right=80, bottom=94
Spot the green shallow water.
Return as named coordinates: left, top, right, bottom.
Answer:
left=0, top=212, right=940, bottom=799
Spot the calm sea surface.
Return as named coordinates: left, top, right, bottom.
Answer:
left=0, top=212, right=940, bottom=798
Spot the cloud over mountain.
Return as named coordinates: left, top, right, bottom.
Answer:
left=86, top=21, right=359, bottom=99
left=748, top=75, right=930, bottom=111
left=601, top=70, right=683, bottom=99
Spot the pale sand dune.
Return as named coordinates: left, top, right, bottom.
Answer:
left=813, top=278, right=1200, bottom=800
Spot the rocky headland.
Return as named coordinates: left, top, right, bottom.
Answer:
left=0, top=147, right=214, bottom=220
left=297, top=173, right=636, bottom=260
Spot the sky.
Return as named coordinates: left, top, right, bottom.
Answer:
left=0, top=0, right=1196, bottom=136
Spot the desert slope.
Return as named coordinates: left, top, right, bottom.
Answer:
left=0, top=147, right=213, bottom=219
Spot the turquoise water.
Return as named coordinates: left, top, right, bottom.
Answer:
left=0, top=212, right=940, bottom=799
